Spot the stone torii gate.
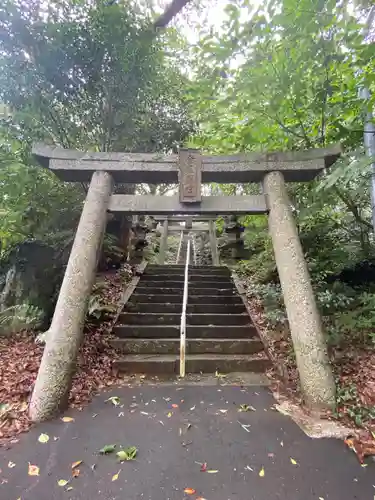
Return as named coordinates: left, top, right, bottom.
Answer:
left=155, top=216, right=219, bottom=265
left=29, top=143, right=341, bottom=421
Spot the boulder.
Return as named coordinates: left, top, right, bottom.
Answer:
left=0, top=241, right=68, bottom=333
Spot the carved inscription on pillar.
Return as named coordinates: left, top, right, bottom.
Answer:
left=178, top=149, right=202, bottom=203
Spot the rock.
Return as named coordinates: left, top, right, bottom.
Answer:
left=0, top=241, right=68, bottom=332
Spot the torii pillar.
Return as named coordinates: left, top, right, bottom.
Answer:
left=29, top=171, right=113, bottom=421
left=264, top=171, right=336, bottom=410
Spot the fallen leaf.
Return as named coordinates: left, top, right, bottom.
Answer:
left=181, top=441, right=192, bottom=447
left=61, top=416, right=74, bottom=423
left=172, top=404, right=179, bottom=408
left=290, top=458, right=298, bottom=465
left=200, top=462, right=207, bottom=472
left=8, top=461, right=16, bottom=468
left=57, top=479, right=68, bottom=487
left=71, top=460, right=82, bottom=469
left=184, top=488, right=196, bottom=495
left=99, top=444, right=116, bottom=454
left=38, top=433, right=49, bottom=444
left=28, top=464, right=39, bottom=476
left=116, top=446, right=137, bottom=461
left=112, top=470, right=121, bottom=481
left=238, top=404, right=256, bottom=412
left=72, top=469, right=80, bottom=477
left=167, top=412, right=172, bottom=418
left=207, top=470, right=219, bottom=474
left=106, top=396, right=121, bottom=406
left=259, top=467, right=265, bottom=477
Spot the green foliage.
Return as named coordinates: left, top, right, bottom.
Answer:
left=0, top=0, right=194, bottom=321
left=328, top=292, right=375, bottom=345
left=0, top=303, right=43, bottom=334
left=0, top=143, right=82, bottom=257
left=87, top=281, right=117, bottom=322
left=0, top=0, right=193, bottom=153
left=186, top=0, right=375, bottom=351
left=336, top=382, right=375, bottom=427
left=190, top=0, right=374, bottom=153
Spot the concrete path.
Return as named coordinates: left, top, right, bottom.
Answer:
left=0, top=384, right=373, bottom=500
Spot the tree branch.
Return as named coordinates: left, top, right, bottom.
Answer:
left=153, top=0, right=192, bottom=29
left=333, top=186, right=373, bottom=230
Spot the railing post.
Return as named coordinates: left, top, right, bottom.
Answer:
left=180, top=238, right=190, bottom=377
left=158, top=219, right=169, bottom=265
left=176, top=230, right=184, bottom=264
left=29, top=171, right=113, bottom=422
left=208, top=219, right=219, bottom=266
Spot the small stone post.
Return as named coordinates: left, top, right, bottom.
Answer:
left=158, top=219, right=169, bottom=265
left=208, top=220, right=219, bottom=266
left=29, top=171, right=113, bottom=422
left=263, top=171, right=336, bottom=410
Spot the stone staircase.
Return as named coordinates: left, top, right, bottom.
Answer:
left=110, top=265, right=270, bottom=375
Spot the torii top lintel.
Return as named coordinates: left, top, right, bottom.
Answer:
left=32, top=143, right=342, bottom=184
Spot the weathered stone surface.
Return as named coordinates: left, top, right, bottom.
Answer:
left=33, top=143, right=341, bottom=183
left=114, top=324, right=257, bottom=339
left=109, top=338, right=264, bottom=355
left=29, top=171, right=113, bottom=422
left=264, top=170, right=336, bottom=410
left=108, top=194, right=268, bottom=215
left=158, top=220, right=169, bottom=265
left=208, top=220, right=219, bottom=266
left=113, top=353, right=271, bottom=374
left=178, top=149, right=202, bottom=203
left=0, top=241, right=68, bottom=332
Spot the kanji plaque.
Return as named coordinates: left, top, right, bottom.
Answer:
left=178, top=149, right=202, bottom=203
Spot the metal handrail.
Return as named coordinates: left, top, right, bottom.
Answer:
left=176, top=230, right=184, bottom=264
left=179, top=238, right=190, bottom=377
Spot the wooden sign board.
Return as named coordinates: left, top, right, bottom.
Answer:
left=178, top=149, right=202, bottom=203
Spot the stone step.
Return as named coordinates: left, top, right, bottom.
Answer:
left=144, top=268, right=231, bottom=276
left=124, top=303, right=247, bottom=314
left=118, top=313, right=250, bottom=326
left=136, top=287, right=237, bottom=295
left=113, top=353, right=271, bottom=374
left=113, top=324, right=257, bottom=339
left=146, top=265, right=227, bottom=271
left=129, top=294, right=243, bottom=304
left=138, top=280, right=234, bottom=289
left=109, top=338, right=264, bottom=355
left=141, top=274, right=232, bottom=282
